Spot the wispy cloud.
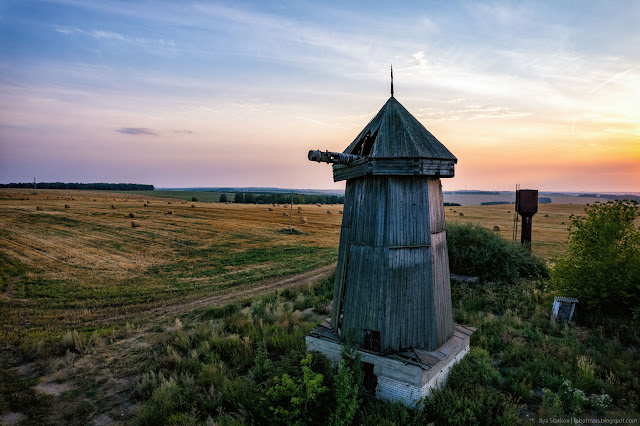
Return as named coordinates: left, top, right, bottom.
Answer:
left=56, top=26, right=126, bottom=41
left=418, top=105, right=530, bottom=121
left=55, top=25, right=174, bottom=49
left=55, top=26, right=72, bottom=34
left=115, top=127, right=156, bottom=136
left=590, top=64, right=640, bottom=93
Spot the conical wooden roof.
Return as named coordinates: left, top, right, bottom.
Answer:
left=343, top=97, right=457, bottom=161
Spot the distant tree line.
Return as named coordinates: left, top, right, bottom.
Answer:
left=443, top=202, right=461, bottom=206
left=0, top=182, right=155, bottom=191
left=579, top=193, right=640, bottom=203
left=230, top=192, right=344, bottom=205
left=481, top=201, right=510, bottom=205
left=481, top=197, right=551, bottom=206
left=453, top=191, right=500, bottom=195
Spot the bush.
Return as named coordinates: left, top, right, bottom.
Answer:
left=330, top=350, right=363, bottom=426
left=552, top=200, right=640, bottom=318
left=219, top=193, right=228, bottom=203
left=191, top=196, right=198, bottom=202
left=446, top=222, right=548, bottom=282
left=422, top=348, right=520, bottom=425
left=266, top=354, right=328, bottom=426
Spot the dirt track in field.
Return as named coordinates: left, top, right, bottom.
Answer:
left=101, top=263, right=336, bottom=324
left=5, top=264, right=335, bottom=425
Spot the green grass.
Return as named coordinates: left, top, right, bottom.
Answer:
left=130, top=275, right=336, bottom=425
left=0, top=241, right=335, bottom=347
left=126, top=274, right=639, bottom=425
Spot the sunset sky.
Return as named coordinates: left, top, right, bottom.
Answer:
left=1, top=1, right=639, bottom=192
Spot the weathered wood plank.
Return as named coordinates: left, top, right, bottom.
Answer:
left=326, top=130, right=454, bottom=353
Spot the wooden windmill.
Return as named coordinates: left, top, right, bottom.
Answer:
left=309, top=67, right=457, bottom=353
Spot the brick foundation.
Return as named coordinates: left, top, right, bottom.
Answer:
left=306, top=323, right=475, bottom=406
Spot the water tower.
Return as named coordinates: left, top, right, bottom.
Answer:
left=306, top=70, right=475, bottom=405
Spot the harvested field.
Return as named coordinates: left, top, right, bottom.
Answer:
left=0, top=188, right=588, bottom=344
left=0, top=189, right=343, bottom=343
left=443, top=203, right=590, bottom=260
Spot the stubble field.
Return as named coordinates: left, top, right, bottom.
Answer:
left=0, top=188, right=587, bottom=346
left=0, top=189, right=341, bottom=345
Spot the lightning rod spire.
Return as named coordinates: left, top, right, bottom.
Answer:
left=391, top=64, right=394, bottom=97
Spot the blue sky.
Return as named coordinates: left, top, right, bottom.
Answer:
left=1, top=1, right=639, bottom=190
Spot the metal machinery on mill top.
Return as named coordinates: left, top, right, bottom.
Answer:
left=308, top=70, right=458, bottom=354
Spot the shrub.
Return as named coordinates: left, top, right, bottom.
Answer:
left=267, top=354, right=328, bottom=426
left=330, top=351, right=363, bottom=426
left=552, top=200, right=640, bottom=318
left=191, top=196, right=198, bottom=202
left=251, top=341, right=271, bottom=383
left=133, top=381, right=182, bottom=425
left=446, top=222, right=548, bottom=282
left=423, top=348, right=518, bottom=425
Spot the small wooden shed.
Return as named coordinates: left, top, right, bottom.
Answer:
left=552, top=296, right=578, bottom=323
left=309, top=93, right=457, bottom=353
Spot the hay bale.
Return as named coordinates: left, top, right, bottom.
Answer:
left=316, top=203, right=321, bottom=207
left=131, top=221, right=141, bottom=228
left=283, top=212, right=288, bottom=216
left=143, top=203, right=148, bottom=207
left=167, top=210, right=173, bottom=215
left=493, top=225, right=500, bottom=232
left=544, top=214, right=549, bottom=217
left=339, top=210, right=343, bottom=214
left=284, top=204, right=288, bottom=208
left=453, top=210, right=457, bottom=213
left=168, top=201, right=172, bottom=204
left=65, top=204, right=70, bottom=209
left=507, top=210, right=511, bottom=214
left=129, top=212, right=136, bottom=218
left=111, top=205, right=116, bottom=209
left=327, top=210, right=332, bottom=214
left=300, top=216, right=307, bottom=223
left=297, top=207, right=302, bottom=213
left=269, top=207, right=273, bottom=211
left=191, top=204, right=196, bottom=208
left=36, top=206, right=43, bottom=211
left=459, top=212, right=464, bottom=217
left=93, top=199, right=97, bottom=202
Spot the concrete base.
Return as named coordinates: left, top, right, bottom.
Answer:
left=306, top=323, right=476, bottom=406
